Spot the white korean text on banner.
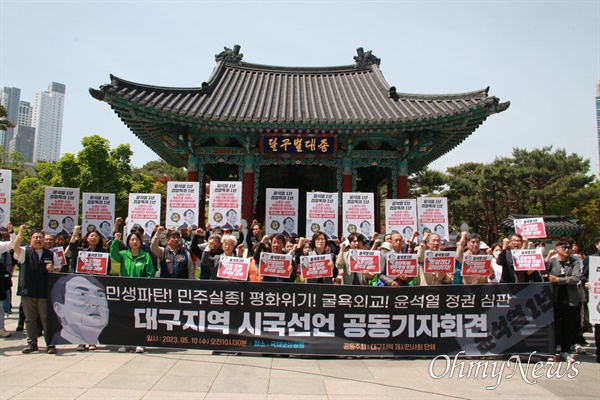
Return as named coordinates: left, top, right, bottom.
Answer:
left=0, top=169, right=11, bottom=231
left=44, top=187, right=80, bottom=236
left=306, top=192, right=338, bottom=239
left=386, top=253, right=419, bottom=277
left=342, top=193, right=374, bottom=237
left=385, top=199, right=417, bottom=239
left=82, top=193, right=115, bottom=238
left=76, top=251, right=110, bottom=275
left=511, top=249, right=546, bottom=271
left=217, top=256, right=250, bottom=281
left=514, top=217, right=547, bottom=239
left=208, top=181, right=241, bottom=229
left=258, top=252, right=293, bottom=279
left=417, top=197, right=449, bottom=241
left=589, top=256, right=600, bottom=324
left=300, top=254, right=333, bottom=279
left=167, top=181, right=200, bottom=230
left=424, top=251, right=456, bottom=274
left=47, top=274, right=556, bottom=356
left=462, top=254, right=493, bottom=277
left=128, top=194, right=161, bottom=241
left=348, top=250, right=380, bottom=274
left=266, top=188, right=299, bottom=237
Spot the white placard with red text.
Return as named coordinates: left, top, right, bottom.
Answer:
left=127, top=193, right=161, bottom=241
left=167, top=181, right=200, bottom=230
left=514, top=217, right=547, bottom=239
left=306, top=192, right=338, bottom=239
left=300, top=254, right=333, bottom=279
left=424, top=251, right=456, bottom=274
left=266, top=188, right=299, bottom=237
left=348, top=249, right=380, bottom=274
left=386, top=253, right=419, bottom=277
left=461, top=254, right=493, bottom=277
left=258, top=252, right=293, bottom=278
left=588, top=256, right=600, bottom=324
left=82, top=193, right=115, bottom=238
left=417, top=197, right=449, bottom=241
left=208, top=181, right=241, bottom=229
left=44, top=187, right=80, bottom=236
left=217, top=256, right=250, bottom=281
left=0, top=170, right=11, bottom=232
left=385, top=199, right=417, bottom=238
left=511, top=249, right=546, bottom=271
left=342, top=193, right=374, bottom=238
left=76, top=251, right=109, bottom=275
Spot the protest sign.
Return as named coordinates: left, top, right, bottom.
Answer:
left=167, top=181, right=200, bottom=230
left=217, top=256, right=250, bottom=281
left=208, top=181, right=241, bottom=229
left=511, top=249, right=546, bottom=271
left=306, top=192, right=338, bottom=239
left=386, top=253, right=419, bottom=277
left=348, top=249, right=380, bottom=274
left=258, top=252, right=293, bottom=279
left=424, top=251, right=456, bottom=274
left=300, top=254, right=334, bottom=279
left=44, top=187, right=80, bottom=236
left=342, top=193, right=374, bottom=237
left=0, top=169, right=11, bottom=232
left=417, top=197, right=449, bottom=241
left=82, top=193, right=115, bottom=238
left=514, top=217, right=546, bottom=239
left=462, top=254, right=493, bottom=277
left=266, top=188, right=299, bottom=237
left=385, top=199, right=417, bottom=239
left=76, top=251, right=110, bottom=275
left=128, top=194, right=161, bottom=241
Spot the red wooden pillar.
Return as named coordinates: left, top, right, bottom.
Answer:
left=397, top=175, right=409, bottom=199
left=187, top=155, right=201, bottom=228
left=242, top=155, right=255, bottom=224
left=198, top=177, right=207, bottom=229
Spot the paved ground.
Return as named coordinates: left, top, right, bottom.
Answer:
left=1, top=277, right=599, bottom=400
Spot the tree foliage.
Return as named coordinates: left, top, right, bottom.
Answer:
left=0, top=105, right=15, bottom=131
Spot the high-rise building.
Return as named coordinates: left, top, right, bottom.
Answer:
left=8, top=125, right=35, bottom=163
left=0, top=86, right=21, bottom=149
left=18, top=101, right=32, bottom=127
left=31, top=82, right=65, bottom=162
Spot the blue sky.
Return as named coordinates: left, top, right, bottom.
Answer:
left=1, top=1, right=598, bottom=175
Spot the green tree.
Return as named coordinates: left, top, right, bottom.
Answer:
left=134, top=160, right=187, bottom=182
left=408, top=166, right=446, bottom=198
left=0, top=105, right=15, bottom=131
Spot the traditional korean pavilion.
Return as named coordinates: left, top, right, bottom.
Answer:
left=90, top=45, right=509, bottom=227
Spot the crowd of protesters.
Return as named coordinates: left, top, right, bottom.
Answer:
left=0, top=215, right=598, bottom=363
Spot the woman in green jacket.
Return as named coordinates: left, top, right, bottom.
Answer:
left=110, top=231, right=154, bottom=278
left=110, top=231, right=154, bottom=354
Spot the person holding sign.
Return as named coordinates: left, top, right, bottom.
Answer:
left=497, top=234, right=542, bottom=283
left=110, top=232, right=155, bottom=279
left=544, top=239, right=582, bottom=363
left=69, top=226, right=111, bottom=276
left=379, top=233, right=412, bottom=287
left=456, top=232, right=495, bottom=284
left=305, top=232, right=337, bottom=284
left=150, top=226, right=194, bottom=279
left=14, top=225, right=62, bottom=354
left=253, top=234, right=296, bottom=282
left=416, top=232, right=453, bottom=285
left=335, top=233, right=366, bottom=285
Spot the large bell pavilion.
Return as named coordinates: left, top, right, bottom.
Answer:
left=90, top=45, right=509, bottom=228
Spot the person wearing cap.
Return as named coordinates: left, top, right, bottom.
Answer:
left=379, top=233, right=410, bottom=287
left=151, top=226, right=195, bottom=279
left=456, top=232, right=495, bottom=284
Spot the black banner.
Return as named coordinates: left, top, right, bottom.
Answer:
left=47, top=274, right=554, bottom=357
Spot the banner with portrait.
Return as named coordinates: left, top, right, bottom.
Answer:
left=300, top=254, right=334, bottom=279
left=167, top=181, right=200, bottom=230
left=385, top=199, right=417, bottom=239
left=424, top=251, right=456, bottom=274
left=127, top=193, right=161, bottom=241
left=342, top=193, right=374, bottom=238
left=265, top=188, right=299, bottom=237
left=386, top=253, right=419, bottom=277
left=46, top=274, right=556, bottom=357
left=348, top=249, right=380, bottom=274
left=417, top=197, right=449, bottom=241
left=511, top=249, right=546, bottom=271
left=306, top=192, right=338, bottom=239
left=217, top=256, right=250, bottom=281
left=82, top=193, right=115, bottom=239
left=258, top=252, right=293, bottom=279
left=514, top=217, right=547, bottom=239
left=0, top=169, right=11, bottom=232
left=76, top=251, right=110, bottom=275
left=461, top=254, right=493, bottom=277
left=44, top=187, right=80, bottom=237
left=208, top=181, right=241, bottom=229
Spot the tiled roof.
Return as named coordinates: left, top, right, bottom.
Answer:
left=90, top=47, right=509, bottom=127
left=501, top=214, right=583, bottom=237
